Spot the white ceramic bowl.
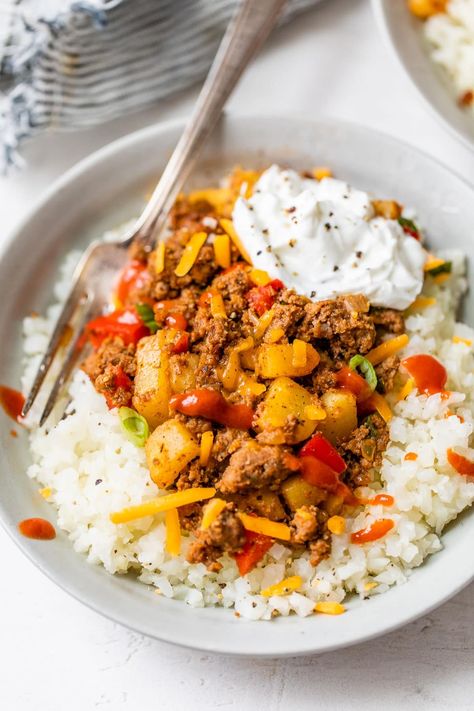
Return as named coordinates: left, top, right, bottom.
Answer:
left=372, top=0, right=474, bottom=150
left=1, top=115, right=474, bottom=657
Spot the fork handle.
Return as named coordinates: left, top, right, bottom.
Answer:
left=132, top=0, right=287, bottom=248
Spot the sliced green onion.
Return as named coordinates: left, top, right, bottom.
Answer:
left=426, top=260, right=452, bottom=277
left=136, top=303, right=158, bottom=334
left=349, top=355, right=377, bottom=391
left=118, top=407, right=149, bottom=447
left=398, top=217, right=420, bottom=237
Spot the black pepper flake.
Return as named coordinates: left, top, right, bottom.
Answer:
left=256, top=250, right=262, bottom=256
left=324, top=223, right=331, bottom=231
left=262, top=228, right=269, bottom=235
left=310, top=290, right=316, bottom=298
left=329, top=211, right=334, bottom=217
left=333, top=265, right=339, bottom=272
left=356, top=251, right=363, bottom=259
left=95, top=479, right=103, bottom=485
left=286, top=206, right=296, bottom=213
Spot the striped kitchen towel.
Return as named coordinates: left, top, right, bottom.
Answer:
left=0, top=0, right=323, bottom=170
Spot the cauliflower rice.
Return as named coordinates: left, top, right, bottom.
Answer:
left=424, top=0, right=474, bottom=113
left=20, top=240, right=474, bottom=620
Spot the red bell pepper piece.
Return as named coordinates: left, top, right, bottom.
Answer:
left=234, top=530, right=273, bottom=576
left=246, top=279, right=284, bottom=316
left=300, top=433, right=346, bottom=474
left=104, top=365, right=133, bottom=409
left=85, top=308, right=149, bottom=349
left=171, top=332, right=190, bottom=355
left=116, top=260, right=149, bottom=306
left=169, top=389, right=254, bottom=429
left=300, top=455, right=340, bottom=492
left=165, top=312, right=188, bottom=331
left=401, top=354, right=447, bottom=395
left=336, top=365, right=372, bottom=402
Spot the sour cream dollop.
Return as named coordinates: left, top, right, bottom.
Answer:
left=232, top=165, right=425, bottom=309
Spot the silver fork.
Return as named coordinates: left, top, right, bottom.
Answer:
left=22, top=0, right=286, bottom=426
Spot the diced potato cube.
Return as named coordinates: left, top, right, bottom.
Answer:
left=169, top=353, right=199, bottom=394
left=256, top=343, right=320, bottom=379
left=317, top=389, right=357, bottom=444
left=281, top=475, right=326, bottom=512
left=254, top=376, right=318, bottom=444
left=145, top=418, right=200, bottom=488
left=132, top=331, right=176, bottom=429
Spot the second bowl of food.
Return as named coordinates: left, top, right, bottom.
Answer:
left=1, top=115, right=474, bottom=656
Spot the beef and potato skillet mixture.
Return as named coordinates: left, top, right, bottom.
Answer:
left=81, top=168, right=409, bottom=578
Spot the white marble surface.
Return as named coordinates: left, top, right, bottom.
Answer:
left=1, top=0, right=474, bottom=708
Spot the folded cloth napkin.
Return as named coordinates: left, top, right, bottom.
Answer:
left=0, top=0, right=323, bottom=170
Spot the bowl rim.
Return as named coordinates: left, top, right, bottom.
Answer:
left=2, top=113, right=474, bottom=657
left=371, top=0, right=474, bottom=152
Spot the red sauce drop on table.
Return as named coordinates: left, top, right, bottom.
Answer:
left=0, top=386, right=25, bottom=422
left=18, top=518, right=56, bottom=540
left=350, top=518, right=394, bottom=544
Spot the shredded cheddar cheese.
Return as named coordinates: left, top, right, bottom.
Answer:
left=434, top=273, right=450, bottom=285
left=110, top=488, right=216, bottom=524
left=199, top=430, right=214, bottom=466
left=210, top=292, right=227, bottom=319
left=250, top=269, right=271, bottom=286
left=220, top=218, right=252, bottom=263
left=404, top=452, right=418, bottom=461
left=39, top=487, right=52, bottom=499
left=165, top=508, right=181, bottom=556
left=304, top=404, right=327, bottom=421
left=174, top=231, right=207, bottom=277
left=364, top=581, right=378, bottom=591
left=327, top=515, right=346, bottom=535
left=154, top=241, right=165, bottom=275
left=453, top=336, right=472, bottom=347
left=238, top=512, right=291, bottom=541
left=366, top=334, right=409, bottom=365
left=312, top=166, right=333, bottom=180
left=219, top=350, right=240, bottom=390
left=261, top=575, right=302, bottom=598
left=397, top=378, right=414, bottom=401
left=213, top=234, right=231, bottom=269
left=201, top=497, right=227, bottom=530
left=407, top=296, right=436, bottom=313
left=424, top=256, right=446, bottom=272
left=314, top=601, right=345, bottom=615
left=370, top=392, right=392, bottom=423
left=292, top=339, right=307, bottom=368
left=253, top=308, right=275, bottom=340
left=266, top=327, right=285, bottom=344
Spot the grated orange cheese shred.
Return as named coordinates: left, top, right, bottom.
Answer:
left=201, top=497, right=227, bottom=530
left=312, top=166, right=333, bottom=180
left=404, top=452, right=418, bottom=461
left=210, top=292, right=227, bottom=319
left=370, top=392, right=392, bottom=423
left=434, top=273, right=450, bottom=285
left=110, top=488, right=216, bottom=524
left=407, top=296, right=436, bottom=313
left=237, top=372, right=266, bottom=398
left=292, top=339, right=307, bottom=368
left=174, top=231, right=207, bottom=277
left=234, top=336, right=255, bottom=353
left=39, top=487, right=52, bottom=499
left=424, top=256, right=446, bottom=272
left=165, top=508, right=181, bottom=556
left=364, top=581, right=378, bottom=591
left=397, top=378, right=414, bottom=401
left=213, top=234, right=231, bottom=269
left=366, top=334, right=409, bottom=365
left=327, top=515, right=346, bottom=535
left=219, top=350, right=240, bottom=390
left=250, top=269, right=271, bottom=286
left=238, top=512, right=291, bottom=541
left=261, top=575, right=302, bottom=598
left=314, top=601, right=345, bottom=615
left=199, top=430, right=214, bottom=466
left=453, top=336, right=472, bottom=347
left=253, top=308, right=275, bottom=340
left=408, top=0, right=447, bottom=20
left=188, top=188, right=234, bottom=212
left=220, top=218, right=252, bottom=264
left=154, top=241, right=165, bottom=275
left=266, top=327, right=285, bottom=344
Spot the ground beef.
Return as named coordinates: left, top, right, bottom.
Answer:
left=186, top=503, right=245, bottom=572
left=82, top=336, right=136, bottom=408
left=309, top=538, right=331, bottom=567
left=268, top=289, right=308, bottom=340
left=178, top=502, right=203, bottom=532
left=375, top=355, right=400, bottom=394
left=312, top=354, right=338, bottom=396
left=212, top=265, right=253, bottom=318
left=152, top=287, right=201, bottom=326
left=254, top=413, right=301, bottom=446
left=169, top=196, right=217, bottom=233
left=173, top=413, right=212, bottom=437
left=302, top=294, right=376, bottom=361
left=217, top=441, right=300, bottom=494
left=341, top=413, right=389, bottom=487
left=193, top=317, right=240, bottom=388
left=371, top=307, right=405, bottom=335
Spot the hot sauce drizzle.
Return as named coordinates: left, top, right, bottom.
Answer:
left=18, top=518, right=56, bottom=540
left=351, top=518, right=394, bottom=544
left=0, top=386, right=25, bottom=422
left=401, top=354, right=447, bottom=395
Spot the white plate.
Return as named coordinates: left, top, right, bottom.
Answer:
left=372, top=0, right=474, bottom=150
left=1, top=115, right=474, bottom=656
